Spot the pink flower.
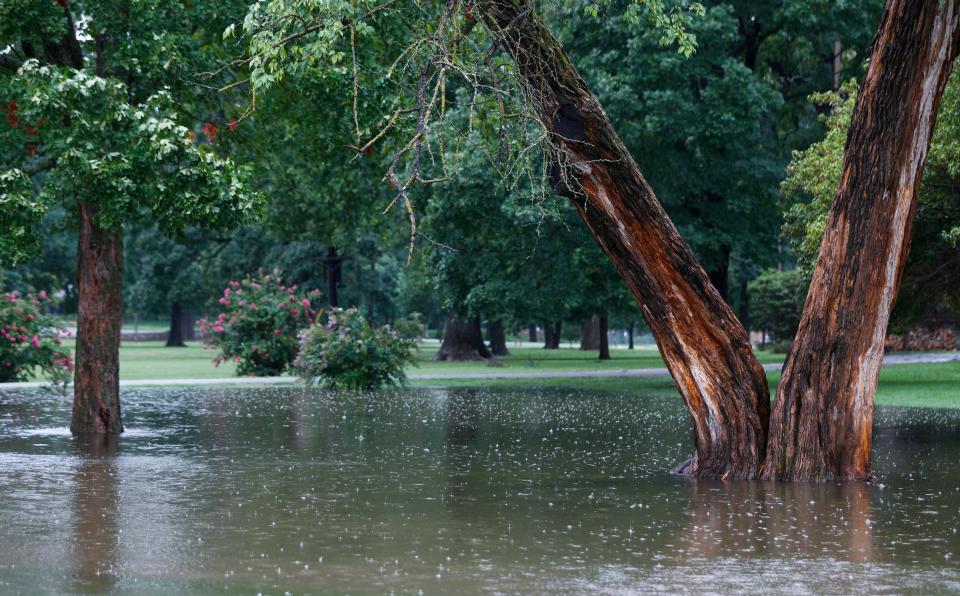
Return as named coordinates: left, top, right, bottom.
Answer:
left=31, top=335, right=40, bottom=349
left=224, top=288, right=231, bottom=296
left=300, top=299, right=310, bottom=308
left=38, top=291, right=47, bottom=300
left=273, top=329, right=281, bottom=335
left=249, top=303, right=258, bottom=310
left=218, top=298, right=230, bottom=305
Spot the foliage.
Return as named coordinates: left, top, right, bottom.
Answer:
left=748, top=269, right=809, bottom=342
left=200, top=272, right=320, bottom=376
left=0, top=290, right=72, bottom=385
left=782, top=74, right=960, bottom=329
left=780, top=79, right=858, bottom=269
left=0, top=61, right=261, bottom=267
left=294, top=307, right=421, bottom=389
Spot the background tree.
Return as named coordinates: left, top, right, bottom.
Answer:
left=0, top=1, right=260, bottom=434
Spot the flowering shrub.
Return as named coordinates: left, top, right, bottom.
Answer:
left=200, top=272, right=320, bottom=376
left=0, top=290, right=72, bottom=386
left=294, top=308, right=422, bottom=390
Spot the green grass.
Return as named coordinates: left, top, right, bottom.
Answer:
left=410, top=362, right=960, bottom=409
left=32, top=341, right=960, bottom=408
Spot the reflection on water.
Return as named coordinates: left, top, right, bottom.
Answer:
left=0, top=386, right=958, bottom=593
left=71, top=436, right=119, bottom=592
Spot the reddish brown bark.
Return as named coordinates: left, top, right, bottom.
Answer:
left=71, top=203, right=124, bottom=435
left=764, top=0, right=960, bottom=482
left=479, top=0, right=769, bottom=478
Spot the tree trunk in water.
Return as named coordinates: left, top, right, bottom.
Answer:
left=166, top=301, right=186, bottom=347
left=479, top=0, right=769, bottom=478
left=579, top=315, right=600, bottom=351
left=628, top=321, right=635, bottom=349
left=71, top=203, right=124, bottom=435
left=528, top=324, right=537, bottom=343
left=434, top=316, right=491, bottom=361
left=598, top=312, right=610, bottom=360
left=543, top=321, right=561, bottom=349
left=487, top=320, right=511, bottom=356
left=764, top=1, right=960, bottom=482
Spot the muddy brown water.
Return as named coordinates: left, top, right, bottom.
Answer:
left=0, top=386, right=958, bottom=593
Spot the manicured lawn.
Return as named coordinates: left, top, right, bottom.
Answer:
left=414, top=361, right=960, bottom=409
left=34, top=341, right=960, bottom=408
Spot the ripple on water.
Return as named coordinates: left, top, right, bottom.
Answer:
left=0, top=385, right=957, bottom=593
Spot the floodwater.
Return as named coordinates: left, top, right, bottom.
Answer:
left=0, top=387, right=958, bottom=594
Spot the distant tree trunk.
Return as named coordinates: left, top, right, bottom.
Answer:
left=72, top=203, right=124, bottom=435
left=487, top=320, right=511, bottom=356
left=166, top=301, right=186, bottom=347
left=434, top=316, right=491, bottom=361
left=598, top=312, right=610, bottom=360
left=707, top=246, right=731, bottom=302
left=480, top=0, right=769, bottom=479
left=528, top=323, right=537, bottom=343
left=627, top=320, right=635, bottom=349
left=543, top=321, right=561, bottom=349
left=180, top=310, right=196, bottom=341
left=764, top=0, right=960, bottom=482
left=579, top=315, right=600, bottom=351
left=738, top=278, right=751, bottom=333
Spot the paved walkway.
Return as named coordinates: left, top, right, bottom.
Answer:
left=2, top=352, right=957, bottom=390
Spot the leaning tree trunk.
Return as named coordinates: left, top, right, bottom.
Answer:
left=487, top=320, right=512, bottom=356
left=579, top=315, right=600, bottom=351
left=479, top=0, right=769, bottom=478
left=764, top=0, right=960, bottom=482
left=627, top=320, right=635, bottom=349
left=543, top=321, right=561, bottom=349
left=71, top=203, right=124, bottom=435
left=598, top=312, right=610, bottom=360
left=165, top=301, right=186, bottom=347
left=434, top=316, right=492, bottom=361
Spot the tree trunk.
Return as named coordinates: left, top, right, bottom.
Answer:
left=528, top=323, right=537, bottom=343
left=738, top=277, right=751, bottom=333
left=764, top=0, right=960, bottom=482
left=71, top=203, right=123, bottom=435
left=598, top=312, right=610, bottom=360
left=543, top=321, right=561, bottom=349
left=479, top=0, right=769, bottom=478
left=579, top=315, right=600, bottom=351
left=165, top=301, right=186, bottom=347
left=627, top=320, right=635, bottom=349
left=434, top=316, right=491, bottom=361
left=707, top=245, right=731, bottom=302
left=180, top=309, right=196, bottom=341
left=487, top=320, right=511, bottom=356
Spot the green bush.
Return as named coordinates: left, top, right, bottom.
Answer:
left=200, top=271, right=319, bottom=376
left=748, top=269, right=810, bottom=342
left=0, top=290, right=72, bottom=386
left=294, top=308, right=422, bottom=390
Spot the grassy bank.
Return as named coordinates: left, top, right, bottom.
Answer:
left=32, top=340, right=960, bottom=408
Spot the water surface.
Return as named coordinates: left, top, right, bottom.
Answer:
left=0, top=386, right=958, bottom=593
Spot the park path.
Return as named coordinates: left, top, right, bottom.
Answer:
left=1, top=352, right=958, bottom=390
